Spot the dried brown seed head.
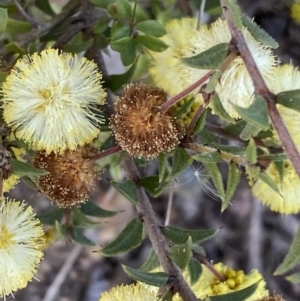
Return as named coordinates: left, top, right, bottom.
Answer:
left=110, top=84, right=184, bottom=159
left=34, top=145, right=100, bottom=208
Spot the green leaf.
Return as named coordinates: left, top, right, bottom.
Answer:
left=116, top=0, right=132, bottom=19
left=123, top=266, right=169, bottom=287
left=0, top=8, right=8, bottom=35
left=203, top=71, right=223, bottom=94
left=6, top=18, right=32, bottom=36
left=192, top=151, right=223, bottom=164
left=193, top=109, right=208, bottom=135
left=188, top=258, right=203, bottom=285
left=275, top=225, right=300, bottom=275
left=22, top=175, right=38, bottom=190
left=138, top=35, right=169, bottom=52
left=11, top=158, right=49, bottom=177
left=37, top=207, right=64, bottom=225
left=239, top=123, right=260, bottom=141
left=169, top=237, right=192, bottom=269
left=203, top=163, right=225, bottom=199
left=101, top=217, right=144, bottom=256
left=93, top=21, right=110, bottom=34
left=135, top=20, right=166, bottom=37
left=72, top=208, right=102, bottom=228
left=162, top=226, right=218, bottom=244
left=173, top=97, right=195, bottom=118
left=111, top=24, right=131, bottom=42
left=5, top=42, right=26, bottom=54
left=111, top=36, right=136, bottom=66
left=233, top=96, right=269, bottom=130
left=274, top=160, right=285, bottom=183
left=139, top=248, right=160, bottom=272
left=276, top=89, right=300, bottom=112
left=181, top=43, right=229, bottom=69
left=286, top=272, right=300, bottom=283
left=140, top=176, right=169, bottom=197
left=171, top=147, right=193, bottom=178
left=90, top=0, right=114, bottom=8
left=205, top=282, right=259, bottom=301
left=158, top=152, right=170, bottom=184
left=79, top=200, right=119, bottom=218
left=108, top=62, right=136, bottom=92
left=227, top=0, right=243, bottom=29
left=35, top=0, right=56, bottom=16
left=71, top=228, right=96, bottom=246
left=258, top=172, right=281, bottom=194
left=241, top=14, right=278, bottom=48
left=258, top=153, right=288, bottom=162
left=210, top=93, right=235, bottom=123
left=223, top=162, right=241, bottom=211
left=62, top=38, right=94, bottom=53
left=112, top=179, right=139, bottom=204
left=246, top=138, right=257, bottom=164
left=0, top=70, right=7, bottom=84
left=94, top=33, right=109, bottom=49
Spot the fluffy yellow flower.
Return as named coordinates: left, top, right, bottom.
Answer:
left=250, top=65, right=300, bottom=214
left=191, top=263, right=268, bottom=300
left=252, top=161, right=300, bottom=214
left=0, top=198, right=45, bottom=298
left=99, top=283, right=161, bottom=301
left=1, top=49, right=107, bottom=154
left=3, top=147, right=26, bottom=193
left=149, top=18, right=276, bottom=118
left=264, top=64, right=300, bottom=147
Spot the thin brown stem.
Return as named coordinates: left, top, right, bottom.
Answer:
left=0, top=2, right=80, bottom=58
left=12, top=0, right=40, bottom=27
left=123, top=157, right=198, bottom=301
left=186, top=104, right=205, bottom=137
left=193, top=252, right=226, bottom=282
left=87, top=145, right=122, bottom=160
left=160, top=70, right=214, bottom=113
left=220, top=0, right=300, bottom=178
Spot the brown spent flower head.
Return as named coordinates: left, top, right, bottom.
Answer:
left=110, top=84, right=184, bottom=159
left=34, top=145, right=100, bottom=208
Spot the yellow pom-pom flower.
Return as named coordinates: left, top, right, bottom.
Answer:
left=99, top=283, right=162, bottom=301
left=0, top=198, right=45, bottom=298
left=252, top=161, right=300, bottom=214
left=149, top=18, right=276, bottom=119
left=1, top=49, right=107, bottom=154
left=250, top=65, right=300, bottom=214
left=190, top=263, right=268, bottom=300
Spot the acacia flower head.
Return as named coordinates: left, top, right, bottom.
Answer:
left=0, top=198, right=44, bottom=298
left=34, top=145, right=100, bottom=208
left=149, top=18, right=276, bottom=119
left=264, top=64, right=300, bottom=148
left=1, top=49, right=107, bottom=154
left=191, top=262, right=268, bottom=300
left=251, top=160, right=300, bottom=214
left=110, top=84, right=184, bottom=159
left=99, top=283, right=162, bottom=301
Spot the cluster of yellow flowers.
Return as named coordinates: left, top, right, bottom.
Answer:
left=99, top=263, right=269, bottom=301
left=148, top=17, right=300, bottom=214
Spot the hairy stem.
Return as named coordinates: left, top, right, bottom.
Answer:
left=160, top=71, right=214, bottom=113
left=123, top=157, right=198, bottom=301
left=220, top=0, right=300, bottom=177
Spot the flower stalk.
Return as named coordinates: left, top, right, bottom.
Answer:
left=123, top=156, right=198, bottom=301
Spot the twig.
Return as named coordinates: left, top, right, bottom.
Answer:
left=42, top=245, right=83, bottom=301
left=12, top=0, right=40, bottom=27
left=86, top=145, right=122, bottom=160
left=220, top=0, right=300, bottom=178
left=123, top=157, right=198, bottom=301
left=164, top=183, right=174, bottom=226
left=197, top=0, right=207, bottom=29
left=0, top=2, right=80, bottom=58
left=160, top=71, right=214, bottom=113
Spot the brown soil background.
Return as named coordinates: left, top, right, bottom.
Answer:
left=2, top=0, right=300, bottom=301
